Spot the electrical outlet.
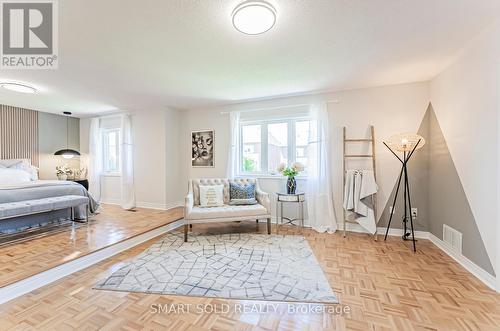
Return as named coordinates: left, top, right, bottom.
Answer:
left=411, top=208, right=418, bottom=218
left=389, top=206, right=395, bottom=215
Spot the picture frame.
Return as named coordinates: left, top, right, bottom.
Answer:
left=191, top=130, right=215, bottom=167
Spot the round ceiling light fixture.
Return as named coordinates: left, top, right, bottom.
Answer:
left=0, top=82, right=37, bottom=94
left=232, top=1, right=276, bottom=35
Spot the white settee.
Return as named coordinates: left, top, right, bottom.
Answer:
left=184, top=178, right=271, bottom=241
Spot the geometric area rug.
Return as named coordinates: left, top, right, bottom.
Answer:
left=95, top=232, right=338, bottom=303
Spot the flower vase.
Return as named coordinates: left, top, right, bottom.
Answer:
left=57, top=174, right=67, bottom=181
left=286, top=177, right=297, bottom=194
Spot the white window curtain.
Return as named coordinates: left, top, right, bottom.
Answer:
left=88, top=118, right=103, bottom=202
left=120, top=114, right=135, bottom=210
left=306, top=103, right=337, bottom=233
left=226, top=111, right=240, bottom=178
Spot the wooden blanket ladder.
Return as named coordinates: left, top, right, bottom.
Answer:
left=342, top=125, right=378, bottom=240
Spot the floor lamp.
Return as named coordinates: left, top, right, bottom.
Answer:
left=383, top=133, right=426, bottom=252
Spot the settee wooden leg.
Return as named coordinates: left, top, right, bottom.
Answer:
left=256, top=219, right=259, bottom=223
left=189, top=224, right=193, bottom=229
left=184, top=224, right=188, bottom=242
left=267, top=218, right=271, bottom=234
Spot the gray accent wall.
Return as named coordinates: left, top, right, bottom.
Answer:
left=379, top=104, right=495, bottom=276
left=426, top=105, right=494, bottom=275
left=38, top=112, right=80, bottom=179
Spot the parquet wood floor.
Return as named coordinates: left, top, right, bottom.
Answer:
left=0, top=204, right=183, bottom=288
left=1, top=214, right=500, bottom=330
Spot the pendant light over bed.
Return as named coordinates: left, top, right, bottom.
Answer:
left=54, top=111, right=81, bottom=159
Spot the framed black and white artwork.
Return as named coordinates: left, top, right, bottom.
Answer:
left=191, top=130, right=214, bottom=167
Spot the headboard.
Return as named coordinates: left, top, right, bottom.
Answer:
left=0, top=105, right=39, bottom=167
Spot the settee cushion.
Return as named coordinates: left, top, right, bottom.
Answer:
left=187, top=204, right=267, bottom=220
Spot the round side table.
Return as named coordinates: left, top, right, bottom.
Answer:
left=275, top=192, right=305, bottom=234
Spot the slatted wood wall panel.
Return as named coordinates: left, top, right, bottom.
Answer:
left=0, top=105, right=39, bottom=167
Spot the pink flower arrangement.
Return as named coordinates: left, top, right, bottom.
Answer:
left=277, top=162, right=304, bottom=178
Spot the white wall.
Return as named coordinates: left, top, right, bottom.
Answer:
left=180, top=82, right=430, bottom=224
left=80, top=108, right=184, bottom=210
left=430, top=19, right=500, bottom=282
left=165, top=108, right=183, bottom=205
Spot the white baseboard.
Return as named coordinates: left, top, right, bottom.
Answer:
left=273, top=219, right=428, bottom=238
left=136, top=201, right=183, bottom=210
left=100, top=200, right=183, bottom=211
left=345, top=224, right=497, bottom=292
left=340, top=222, right=429, bottom=239
left=270, top=216, right=284, bottom=224
left=428, top=233, right=497, bottom=292
left=100, top=198, right=120, bottom=205
left=270, top=216, right=314, bottom=227
left=378, top=226, right=429, bottom=239
left=0, top=219, right=185, bottom=305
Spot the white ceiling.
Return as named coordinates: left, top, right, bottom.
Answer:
left=1, top=0, right=499, bottom=116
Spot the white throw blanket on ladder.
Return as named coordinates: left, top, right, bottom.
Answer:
left=343, top=170, right=378, bottom=234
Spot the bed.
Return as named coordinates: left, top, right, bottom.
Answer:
left=0, top=159, right=99, bottom=233
left=0, top=180, right=99, bottom=217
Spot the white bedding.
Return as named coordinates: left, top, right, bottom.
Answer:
left=0, top=159, right=38, bottom=181
left=0, top=179, right=75, bottom=190
left=0, top=168, right=32, bottom=185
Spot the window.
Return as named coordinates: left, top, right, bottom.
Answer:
left=268, top=122, right=288, bottom=173
left=102, top=128, right=121, bottom=174
left=239, top=118, right=311, bottom=175
left=295, top=120, right=310, bottom=170
left=242, top=125, right=261, bottom=172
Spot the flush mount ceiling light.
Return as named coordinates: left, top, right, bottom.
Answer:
left=232, top=1, right=276, bottom=35
left=0, top=82, right=37, bottom=94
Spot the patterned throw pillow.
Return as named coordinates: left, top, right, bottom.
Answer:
left=229, top=183, right=257, bottom=205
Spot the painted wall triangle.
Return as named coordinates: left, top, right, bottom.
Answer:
left=379, top=103, right=495, bottom=276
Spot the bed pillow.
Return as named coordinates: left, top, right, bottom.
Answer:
left=29, top=165, right=39, bottom=181
left=199, top=185, right=225, bottom=207
left=229, top=182, right=257, bottom=205
left=0, top=168, right=31, bottom=184
left=0, top=159, right=37, bottom=180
